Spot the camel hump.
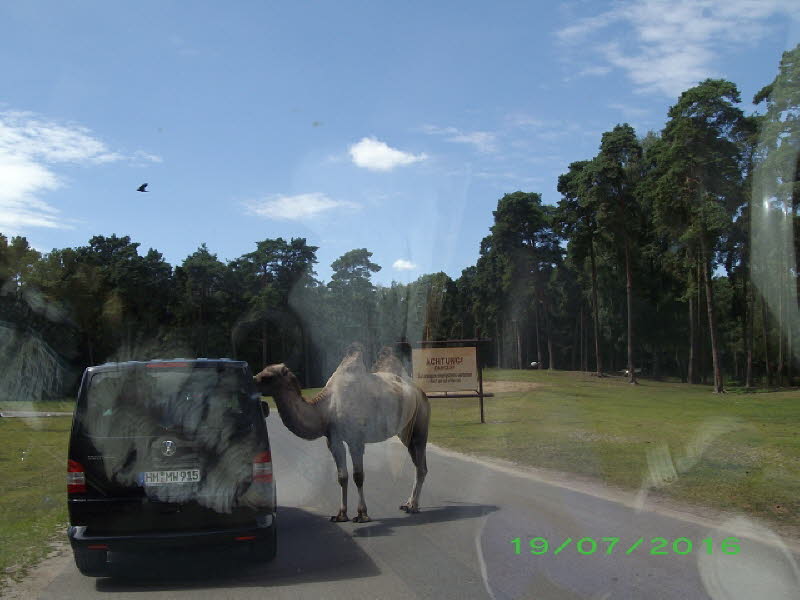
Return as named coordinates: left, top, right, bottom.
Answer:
left=372, top=346, right=408, bottom=377
left=337, top=342, right=368, bottom=375
left=308, top=386, right=330, bottom=405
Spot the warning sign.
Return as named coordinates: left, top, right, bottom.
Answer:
left=411, top=347, right=478, bottom=393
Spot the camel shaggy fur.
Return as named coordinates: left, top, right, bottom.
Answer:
left=254, top=345, right=429, bottom=522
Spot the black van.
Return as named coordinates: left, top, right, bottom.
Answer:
left=67, top=359, right=277, bottom=577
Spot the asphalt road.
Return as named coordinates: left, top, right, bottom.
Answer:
left=32, top=413, right=800, bottom=599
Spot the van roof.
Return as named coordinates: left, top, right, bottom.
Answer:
left=85, top=358, right=249, bottom=374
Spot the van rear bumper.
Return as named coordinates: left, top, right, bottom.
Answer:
left=68, top=514, right=275, bottom=552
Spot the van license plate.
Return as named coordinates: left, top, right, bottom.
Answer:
left=141, top=470, right=201, bottom=485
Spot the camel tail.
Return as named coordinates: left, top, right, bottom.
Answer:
left=399, top=389, right=429, bottom=447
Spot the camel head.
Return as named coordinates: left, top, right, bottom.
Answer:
left=253, top=363, right=326, bottom=440
left=253, top=363, right=293, bottom=396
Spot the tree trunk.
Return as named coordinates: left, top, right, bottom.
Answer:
left=778, top=266, right=785, bottom=387
left=762, top=295, right=772, bottom=387
left=543, top=300, right=555, bottom=370
left=744, top=274, right=754, bottom=388
left=126, top=321, right=133, bottom=361
left=788, top=313, right=793, bottom=386
left=700, top=236, right=724, bottom=393
left=699, top=258, right=708, bottom=385
left=584, top=307, right=589, bottom=372
left=495, top=320, right=501, bottom=368
left=677, top=349, right=686, bottom=383
left=534, top=302, right=542, bottom=369
left=301, top=322, right=311, bottom=388
left=578, top=308, right=584, bottom=372
left=624, top=238, right=637, bottom=384
left=652, top=345, right=660, bottom=380
left=516, top=320, right=522, bottom=370
left=261, top=321, right=268, bottom=367
left=589, top=240, right=603, bottom=376
left=571, top=313, right=578, bottom=371
left=688, top=290, right=696, bottom=384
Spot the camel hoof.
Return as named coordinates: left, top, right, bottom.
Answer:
left=399, top=503, right=419, bottom=513
left=353, top=514, right=371, bottom=523
left=330, top=514, right=349, bottom=522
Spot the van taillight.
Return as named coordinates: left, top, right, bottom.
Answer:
left=67, top=459, right=86, bottom=494
left=253, top=451, right=272, bottom=483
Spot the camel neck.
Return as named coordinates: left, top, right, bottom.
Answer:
left=272, top=384, right=327, bottom=440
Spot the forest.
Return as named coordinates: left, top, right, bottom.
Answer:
left=1, top=45, right=798, bottom=393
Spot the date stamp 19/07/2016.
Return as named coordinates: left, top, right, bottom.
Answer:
left=511, top=537, right=741, bottom=557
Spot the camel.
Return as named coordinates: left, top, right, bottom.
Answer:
left=371, top=345, right=409, bottom=377
left=253, top=345, right=429, bottom=523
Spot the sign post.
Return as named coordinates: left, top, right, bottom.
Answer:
left=408, top=339, right=492, bottom=424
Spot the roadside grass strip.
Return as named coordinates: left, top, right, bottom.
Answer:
left=0, top=400, right=75, bottom=413
left=0, top=412, right=71, bottom=589
left=428, top=369, right=800, bottom=532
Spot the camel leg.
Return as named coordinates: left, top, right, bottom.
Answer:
left=400, top=396, right=429, bottom=514
left=327, top=436, right=349, bottom=522
left=348, top=439, right=371, bottom=523
left=400, top=439, right=427, bottom=513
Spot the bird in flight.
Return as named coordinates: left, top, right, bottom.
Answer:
left=136, top=183, right=149, bottom=192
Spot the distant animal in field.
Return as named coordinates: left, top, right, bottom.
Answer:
left=621, top=368, right=642, bottom=376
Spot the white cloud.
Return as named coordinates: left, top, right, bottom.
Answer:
left=0, top=111, right=142, bottom=233
left=0, top=111, right=122, bottom=164
left=608, top=102, right=651, bottom=119
left=392, top=259, right=417, bottom=271
left=556, top=10, right=622, bottom=43
left=474, top=170, right=544, bottom=186
left=245, top=192, right=358, bottom=220
left=0, top=153, right=62, bottom=230
left=576, top=65, right=612, bottom=77
left=506, top=114, right=546, bottom=129
left=349, top=137, right=427, bottom=171
left=449, top=131, right=496, bottom=153
left=133, top=150, right=163, bottom=164
left=420, top=125, right=497, bottom=153
left=504, top=115, right=589, bottom=145
left=556, top=0, right=799, bottom=97
left=168, top=33, right=201, bottom=57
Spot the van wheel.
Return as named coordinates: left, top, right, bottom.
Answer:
left=74, top=548, right=110, bottom=577
left=250, top=527, right=277, bottom=562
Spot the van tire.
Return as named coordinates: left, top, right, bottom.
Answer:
left=250, top=526, right=277, bottom=562
left=74, top=548, right=110, bottom=577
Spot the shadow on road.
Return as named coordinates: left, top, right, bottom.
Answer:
left=351, top=502, right=498, bottom=538
left=94, top=507, right=381, bottom=592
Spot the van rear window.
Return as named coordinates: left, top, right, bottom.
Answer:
left=78, top=366, right=254, bottom=438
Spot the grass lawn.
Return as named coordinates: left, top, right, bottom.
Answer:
left=0, top=400, right=75, bottom=412
left=0, top=412, right=72, bottom=587
left=430, top=369, right=800, bottom=531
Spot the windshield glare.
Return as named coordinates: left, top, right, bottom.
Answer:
left=1, top=1, right=799, bottom=597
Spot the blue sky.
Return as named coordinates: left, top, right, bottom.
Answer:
left=1, top=1, right=798, bottom=285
